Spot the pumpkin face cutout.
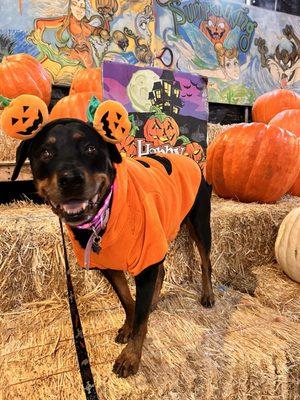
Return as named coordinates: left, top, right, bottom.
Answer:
left=144, top=115, right=180, bottom=147
left=93, top=100, right=131, bottom=144
left=1, top=95, right=49, bottom=140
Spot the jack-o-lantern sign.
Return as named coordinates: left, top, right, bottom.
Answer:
left=93, top=100, right=131, bottom=144
left=184, top=142, right=205, bottom=163
left=144, top=110, right=180, bottom=147
left=200, top=15, right=231, bottom=45
left=1, top=94, right=49, bottom=140
left=116, top=114, right=138, bottom=157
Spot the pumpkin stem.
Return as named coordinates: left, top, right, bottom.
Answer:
left=177, top=135, right=191, bottom=145
left=0, top=95, right=12, bottom=108
left=149, top=105, right=168, bottom=123
left=87, top=95, right=101, bottom=123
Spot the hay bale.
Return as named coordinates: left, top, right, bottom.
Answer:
left=1, top=284, right=300, bottom=400
left=1, top=195, right=300, bottom=312
left=207, top=123, right=230, bottom=145
left=0, top=130, right=19, bottom=162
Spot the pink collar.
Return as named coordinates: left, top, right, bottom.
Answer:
left=76, top=185, right=114, bottom=270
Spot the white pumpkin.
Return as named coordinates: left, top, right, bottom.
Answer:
left=275, top=207, right=300, bottom=282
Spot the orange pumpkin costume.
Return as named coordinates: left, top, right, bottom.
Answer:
left=67, top=154, right=201, bottom=276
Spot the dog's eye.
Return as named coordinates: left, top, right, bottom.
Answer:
left=85, top=145, right=97, bottom=155
left=40, top=149, right=54, bottom=161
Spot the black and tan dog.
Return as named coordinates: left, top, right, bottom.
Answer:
left=10, top=108, right=214, bottom=378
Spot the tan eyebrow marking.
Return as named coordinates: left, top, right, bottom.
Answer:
left=46, top=136, right=56, bottom=144
left=73, top=132, right=84, bottom=140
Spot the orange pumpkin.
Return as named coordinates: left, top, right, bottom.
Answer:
left=206, top=123, right=300, bottom=203
left=269, top=109, right=300, bottom=196
left=144, top=113, right=180, bottom=147
left=252, top=89, right=300, bottom=124
left=0, top=54, right=51, bottom=105
left=49, top=92, right=95, bottom=121
left=93, top=100, right=131, bottom=144
left=70, top=67, right=103, bottom=100
left=1, top=95, right=49, bottom=140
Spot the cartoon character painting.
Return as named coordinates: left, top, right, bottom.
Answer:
left=255, top=24, right=300, bottom=88
left=199, top=15, right=231, bottom=45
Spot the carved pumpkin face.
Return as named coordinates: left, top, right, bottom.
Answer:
left=144, top=115, right=180, bottom=147
left=184, top=142, right=205, bottom=163
left=1, top=95, right=49, bottom=140
left=200, top=16, right=231, bottom=44
left=93, top=100, right=131, bottom=144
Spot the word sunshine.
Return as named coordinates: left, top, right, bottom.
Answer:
left=156, top=0, right=257, bottom=52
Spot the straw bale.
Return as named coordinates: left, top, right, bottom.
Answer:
left=207, top=123, right=227, bottom=145
left=1, top=195, right=300, bottom=312
left=0, top=130, right=19, bottom=162
left=1, top=283, right=300, bottom=400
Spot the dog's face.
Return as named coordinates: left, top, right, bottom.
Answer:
left=13, top=119, right=122, bottom=226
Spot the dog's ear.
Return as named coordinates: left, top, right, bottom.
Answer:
left=11, top=140, right=32, bottom=181
left=106, top=142, right=122, bottom=164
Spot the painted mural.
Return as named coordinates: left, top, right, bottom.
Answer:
left=154, top=0, right=300, bottom=105
left=0, top=0, right=155, bottom=85
left=0, top=0, right=299, bottom=105
left=102, top=61, right=208, bottom=166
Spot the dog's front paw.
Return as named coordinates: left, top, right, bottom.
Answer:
left=115, top=322, right=132, bottom=344
left=113, top=344, right=141, bottom=378
left=201, top=292, right=215, bottom=308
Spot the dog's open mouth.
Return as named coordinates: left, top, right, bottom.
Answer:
left=50, top=193, right=100, bottom=225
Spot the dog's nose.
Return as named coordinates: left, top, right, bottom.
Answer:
left=58, top=171, right=85, bottom=188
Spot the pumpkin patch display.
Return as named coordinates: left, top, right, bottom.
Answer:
left=252, top=89, right=300, bottom=124
left=49, top=92, right=95, bottom=121
left=144, top=110, right=180, bottom=147
left=70, top=67, right=103, bottom=100
left=93, top=100, right=131, bottom=144
left=0, top=94, right=49, bottom=140
left=275, top=207, right=300, bottom=282
left=0, top=54, right=51, bottom=105
left=206, top=123, right=300, bottom=203
left=269, top=109, right=300, bottom=196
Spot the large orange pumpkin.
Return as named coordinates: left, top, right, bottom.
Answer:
left=0, top=54, right=51, bottom=105
left=70, top=67, right=102, bottom=100
left=206, top=123, right=300, bottom=203
left=269, top=109, right=300, bottom=196
left=49, top=92, right=95, bottom=121
left=252, top=89, right=300, bottom=124
left=144, top=113, right=180, bottom=147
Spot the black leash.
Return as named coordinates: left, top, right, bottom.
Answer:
left=59, top=219, right=102, bottom=400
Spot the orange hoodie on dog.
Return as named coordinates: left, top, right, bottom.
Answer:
left=67, top=154, right=202, bottom=276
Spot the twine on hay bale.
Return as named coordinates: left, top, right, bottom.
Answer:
left=1, top=283, right=300, bottom=400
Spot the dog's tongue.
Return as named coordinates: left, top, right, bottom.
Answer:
left=62, top=200, right=88, bottom=213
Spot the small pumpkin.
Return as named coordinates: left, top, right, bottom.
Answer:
left=252, top=89, right=300, bottom=124
left=269, top=109, right=300, bottom=196
left=275, top=207, right=300, bottom=282
left=144, top=109, right=180, bottom=147
left=93, top=100, right=131, bottom=144
left=0, top=54, right=51, bottom=105
left=206, top=123, right=300, bottom=203
left=70, top=67, right=103, bottom=100
left=0, top=95, right=49, bottom=140
left=49, top=92, right=95, bottom=121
